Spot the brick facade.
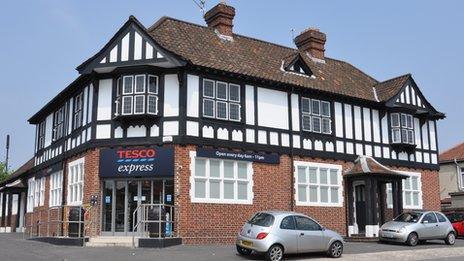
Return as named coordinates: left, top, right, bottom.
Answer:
left=20, top=144, right=440, bottom=244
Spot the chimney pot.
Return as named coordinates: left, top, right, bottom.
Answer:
left=204, top=2, right=236, bottom=37
left=294, top=28, right=326, bottom=60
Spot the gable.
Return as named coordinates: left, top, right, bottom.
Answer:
left=77, top=16, right=184, bottom=74
left=284, top=55, right=313, bottom=77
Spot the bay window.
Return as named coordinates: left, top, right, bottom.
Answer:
left=301, top=98, right=332, bottom=134
left=391, top=113, right=414, bottom=144
left=295, top=161, right=342, bottom=207
left=116, top=74, right=158, bottom=116
left=190, top=153, right=252, bottom=204
left=202, top=79, right=241, bottom=122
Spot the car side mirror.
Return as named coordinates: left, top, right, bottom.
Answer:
left=321, top=226, right=326, bottom=231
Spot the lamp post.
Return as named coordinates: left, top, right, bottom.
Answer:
left=5, top=134, right=9, bottom=173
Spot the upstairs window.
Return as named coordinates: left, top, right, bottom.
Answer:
left=116, top=74, right=158, bottom=116
left=202, top=79, right=241, bottom=122
left=37, top=121, right=46, bottom=150
left=391, top=113, right=414, bottom=144
left=301, top=98, right=331, bottom=134
left=73, top=92, right=84, bottom=130
left=53, top=106, right=65, bottom=141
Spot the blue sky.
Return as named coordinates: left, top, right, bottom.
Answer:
left=0, top=0, right=463, bottom=170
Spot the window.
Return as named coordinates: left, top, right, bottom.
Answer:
left=436, top=212, right=447, bottom=223
left=460, top=168, right=464, bottom=190
left=68, top=158, right=85, bottom=205
left=295, top=216, right=321, bottom=231
left=190, top=153, right=252, bottom=204
left=37, top=121, right=46, bottom=150
left=422, top=213, right=437, bottom=223
left=0, top=193, right=3, bottom=217
left=118, top=74, right=158, bottom=116
left=295, top=162, right=342, bottom=207
left=248, top=212, right=275, bottom=227
left=391, top=113, right=414, bottom=144
left=202, top=79, right=241, bottom=122
left=11, top=195, right=18, bottom=215
left=73, top=92, right=84, bottom=130
left=387, top=172, right=422, bottom=209
left=49, top=171, right=63, bottom=207
left=280, top=216, right=296, bottom=230
left=34, top=177, right=43, bottom=207
left=27, top=178, right=35, bottom=212
left=301, top=98, right=331, bottom=134
left=53, top=106, right=65, bottom=141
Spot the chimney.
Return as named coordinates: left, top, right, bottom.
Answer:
left=204, top=2, right=236, bottom=37
left=294, top=28, right=326, bottom=61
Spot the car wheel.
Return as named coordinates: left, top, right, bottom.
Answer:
left=265, top=244, right=284, bottom=261
left=236, top=245, right=252, bottom=256
left=445, top=232, right=456, bottom=245
left=406, top=232, right=419, bottom=246
left=327, top=241, right=343, bottom=258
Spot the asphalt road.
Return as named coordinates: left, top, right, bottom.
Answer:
left=1, top=233, right=464, bottom=261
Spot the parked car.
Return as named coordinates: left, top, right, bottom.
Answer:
left=445, top=212, right=464, bottom=237
left=236, top=211, right=344, bottom=261
left=379, top=211, right=455, bottom=246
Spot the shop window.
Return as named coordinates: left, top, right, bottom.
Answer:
left=202, top=79, right=241, bottom=122
left=386, top=171, right=422, bottom=209
left=67, top=158, right=85, bottom=206
left=294, top=161, right=342, bottom=207
left=391, top=113, right=414, bottom=144
left=116, top=74, right=158, bottom=117
left=301, top=98, right=332, bottom=134
left=27, top=178, right=35, bottom=212
left=49, top=171, right=63, bottom=207
left=190, top=152, right=252, bottom=204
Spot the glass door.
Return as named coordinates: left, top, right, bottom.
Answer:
left=114, top=181, right=126, bottom=233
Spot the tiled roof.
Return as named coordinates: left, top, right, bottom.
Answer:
left=148, top=17, right=395, bottom=102
left=374, top=74, right=411, bottom=102
left=439, top=142, right=464, bottom=163
left=0, top=158, right=34, bottom=187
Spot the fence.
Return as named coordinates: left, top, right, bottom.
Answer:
left=132, top=204, right=178, bottom=247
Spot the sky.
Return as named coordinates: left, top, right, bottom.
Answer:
left=0, top=0, right=463, bottom=170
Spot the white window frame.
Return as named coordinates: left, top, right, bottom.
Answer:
left=11, top=194, right=18, bottom=215
left=49, top=171, right=63, bottom=207
left=189, top=151, right=253, bottom=204
left=301, top=98, right=332, bottom=134
left=147, top=75, right=159, bottom=94
left=121, top=96, right=134, bottom=115
left=134, top=74, right=146, bottom=94
left=387, top=171, right=423, bottom=209
left=294, top=161, right=343, bottom=207
left=67, top=157, right=85, bottom=206
left=391, top=113, right=414, bottom=144
left=34, top=178, right=41, bottom=207
left=122, top=75, right=134, bottom=95
left=202, top=79, right=241, bottom=122
left=134, top=95, right=145, bottom=114
left=27, top=178, right=35, bottom=212
left=39, top=177, right=45, bottom=206
left=147, top=95, right=158, bottom=115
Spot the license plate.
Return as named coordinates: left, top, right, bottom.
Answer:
left=241, top=240, right=253, bottom=247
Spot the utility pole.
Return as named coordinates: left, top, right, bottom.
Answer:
left=5, top=135, right=10, bottom=173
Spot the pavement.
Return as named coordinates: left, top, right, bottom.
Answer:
left=1, top=233, right=464, bottom=261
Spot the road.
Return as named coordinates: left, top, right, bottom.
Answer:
left=1, top=233, right=464, bottom=260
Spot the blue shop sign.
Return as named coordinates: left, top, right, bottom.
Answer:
left=196, top=148, right=279, bottom=164
left=99, top=146, right=174, bottom=178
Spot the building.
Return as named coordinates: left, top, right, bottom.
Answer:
left=0, top=2, right=444, bottom=244
left=439, top=143, right=464, bottom=211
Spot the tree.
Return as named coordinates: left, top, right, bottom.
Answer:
left=0, top=161, right=10, bottom=183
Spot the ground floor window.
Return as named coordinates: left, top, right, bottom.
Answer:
left=189, top=151, right=253, bottom=204
left=34, top=177, right=45, bottom=207
left=27, top=178, right=35, bottom=212
left=49, top=171, right=63, bottom=207
left=11, top=195, right=18, bottom=215
left=386, top=171, right=422, bottom=209
left=294, top=161, right=343, bottom=207
left=68, top=158, right=85, bottom=206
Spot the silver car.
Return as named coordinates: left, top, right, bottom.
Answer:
left=379, top=211, right=456, bottom=246
left=236, top=211, right=344, bottom=261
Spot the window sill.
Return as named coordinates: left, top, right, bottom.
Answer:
left=295, top=201, right=343, bottom=208
left=190, top=198, right=252, bottom=205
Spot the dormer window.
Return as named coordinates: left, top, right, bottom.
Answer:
left=202, top=79, right=241, bottom=122
left=115, top=74, right=158, bottom=117
left=301, top=97, right=331, bottom=134
left=284, top=57, right=313, bottom=77
left=391, top=113, right=414, bottom=144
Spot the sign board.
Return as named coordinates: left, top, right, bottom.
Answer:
left=196, top=148, right=280, bottom=164
left=99, top=146, right=174, bottom=178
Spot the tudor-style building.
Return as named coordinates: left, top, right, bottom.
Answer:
left=0, top=2, right=444, bottom=244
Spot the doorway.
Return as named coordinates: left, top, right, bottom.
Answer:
left=354, top=184, right=366, bottom=234
left=101, top=179, right=174, bottom=236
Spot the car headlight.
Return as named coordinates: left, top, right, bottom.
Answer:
left=398, top=227, right=406, bottom=233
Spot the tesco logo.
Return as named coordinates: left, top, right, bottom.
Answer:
left=117, top=149, right=156, bottom=159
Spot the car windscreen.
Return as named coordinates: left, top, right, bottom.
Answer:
left=248, top=213, right=275, bottom=227
left=394, top=212, right=423, bottom=223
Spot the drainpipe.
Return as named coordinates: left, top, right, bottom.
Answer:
left=290, top=86, right=295, bottom=212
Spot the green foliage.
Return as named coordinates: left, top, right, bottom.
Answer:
left=0, top=162, right=10, bottom=183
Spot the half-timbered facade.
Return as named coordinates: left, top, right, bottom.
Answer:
left=0, top=2, right=444, bottom=243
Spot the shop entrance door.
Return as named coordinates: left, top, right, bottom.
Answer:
left=101, top=179, right=174, bottom=236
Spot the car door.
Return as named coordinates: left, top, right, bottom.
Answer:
left=277, top=216, right=298, bottom=254
left=417, top=212, right=439, bottom=239
left=435, top=212, right=450, bottom=238
left=294, top=215, right=324, bottom=253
